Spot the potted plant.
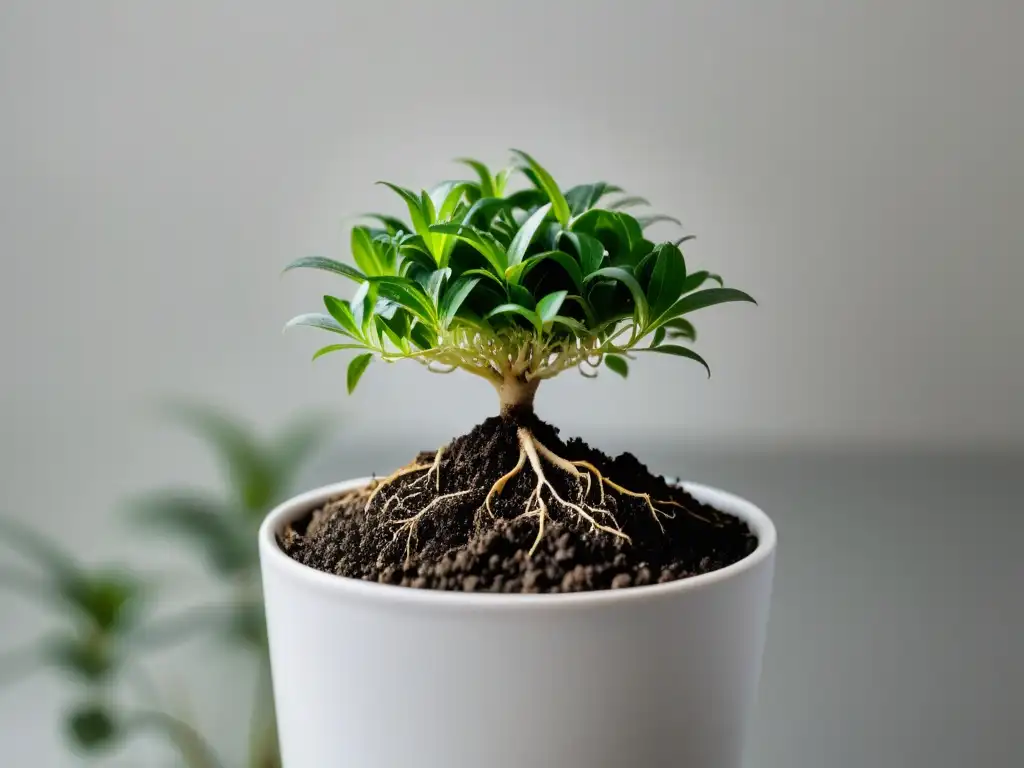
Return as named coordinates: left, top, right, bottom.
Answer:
left=263, top=151, right=776, bottom=768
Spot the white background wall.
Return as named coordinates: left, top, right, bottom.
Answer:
left=1, top=1, right=1022, bottom=765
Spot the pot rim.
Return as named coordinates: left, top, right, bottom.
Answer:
left=259, top=477, right=776, bottom=610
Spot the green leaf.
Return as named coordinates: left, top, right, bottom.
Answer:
left=679, top=270, right=711, bottom=294
left=647, top=243, right=687, bottom=318
left=549, top=315, right=586, bottom=334
left=283, top=257, right=366, bottom=283
left=66, top=704, right=118, bottom=751
left=322, top=296, right=363, bottom=337
left=536, top=290, right=568, bottom=324
left=312, top=343, right=365, bottom=360
left=456, top=158, right=496, bottom=198
left=508, top=250, right=584, bottom=291
left=485, top=303, right=542, bottom=333
left=285, top=312, right=356, bottom=339
left=506, top=282, right=536, bottom=309
left=373, top=277, right=437, bottom=323
left=564, top=182, right=617, bottom=215
left=652, top=327, right=667, bottom=347
left=637, top=214, right=682, bottom=229
left=559, top=230, right=605, bottom=277
left=350, top=227, right=382, bottom=276
left=440, top=276, right=482, bottom=327
left=505, top=202, right=552, bottom=268
left=585, top=266, right=650, bottom=324
left=662, top=287, right=757, bottom=320
left=362, top=213, right=409, bottom=235
left=428, top=223, right=507, bottom=276
left=378, top=182, right=428, bottom=235
left=674, top=235, right=696, bottom=247
left=431, top=181, right=471, bottom=222
left=606, top=195, right=650, bottom=210
left=511, top=149, right=571, bottom=227
left=347, top=353, right=373, bottom=394
left=461, top=197, right=515, bottom=228
left=408, top=321, right=435, bottom=350
left=605, top=355, right=629, bottom=378
left=637, top=344, right=711, bottom=377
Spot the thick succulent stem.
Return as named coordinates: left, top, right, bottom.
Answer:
left=496, top=376, right=539, bottom=421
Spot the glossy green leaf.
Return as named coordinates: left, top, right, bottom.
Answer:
left=637, top=344, right=711, bottom=377
left=347, top=353, right=373, bottom=394
left=440, top=276, right=481, bottom=327
left=505, top=202, right=552, bottom=268
left=362, top=213, right=409, bottom=235
left=312, top=343, right=365, bottom=360
left=647, top=243, right=687, bottom=318
left=286, top=311, right=353, bottom=339
left=284, top=256, right=366, bottom=283
left=508, top=249, right=584, bottom=291
left=373, top=277, right=437, bottom=323
left=564, top=182, right=616, bottom=215
left=652, top=327, right=667, bottom=348
left=662, top=287, right=756, bottom=320
left=378, top=182, right=428, bottom=235
left=506, top=282, right=536, bottom=309
left=559, top=230, right=605, bottom=277
left=585, top=267, right=649, bottom=324
left=323, top=296, right=363, bottom=338
left=428, top=223, right=507, bottom=276
left=350, top=227, right=382, bottom=276
left=511, top=149, right=571, bottom=227
left=408, top=321, right=436, bottom=350
left=604, top=355, right=629, bottom=378
left=536, top=290, right=568, bottom=324
left=485, top=303, right=542, bottom=333
left=456, top=158, right=496, bottom=198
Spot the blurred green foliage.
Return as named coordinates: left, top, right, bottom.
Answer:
left=0, top=402, right=330, bottom=767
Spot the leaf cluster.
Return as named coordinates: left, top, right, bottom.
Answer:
left=285, top=150, right=755, bottom=391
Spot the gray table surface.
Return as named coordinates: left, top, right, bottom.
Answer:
left=313, top=443, right=1023, bottom=768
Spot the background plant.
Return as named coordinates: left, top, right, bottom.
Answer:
left=0, top=403, right=329, bottom=767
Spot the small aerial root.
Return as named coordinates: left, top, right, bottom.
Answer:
left=483, top=427, right=632, bottom=556
left=569, top=459, right=713, bottom=529
left=388, top=488, right=475, bottom=563
left=364, top=462, right=431, bottom=512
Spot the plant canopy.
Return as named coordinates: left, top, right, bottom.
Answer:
left=285, top=150, right=754, bottom=414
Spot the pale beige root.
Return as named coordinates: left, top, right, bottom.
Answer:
left=388, top=488, right=475, bottom=563
left=483, top=447, right=526, bottom=516
left=364, top=462, right=431, bottom=512
left=482, top=427, right=632, bottom=556
left=410, top=444, right=446, bottom=492
left=569, top=459, right=713, bottom=530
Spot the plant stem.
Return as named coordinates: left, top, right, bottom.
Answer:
left=496, top=376, right=539, bottom=420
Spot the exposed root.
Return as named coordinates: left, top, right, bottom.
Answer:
left=364, top=462, right=431, bottom=512
left=410, top=445, right=445, bottom=492
left=484, top=448, right=526, bottom=517
left=569, top=459, right=712, bottom=530
left=484, top=427, right=632, bottom=556
left=388, top=489, right=475, bottom=563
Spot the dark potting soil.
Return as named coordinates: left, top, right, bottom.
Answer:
left=281, top=414, right=757, bottom=593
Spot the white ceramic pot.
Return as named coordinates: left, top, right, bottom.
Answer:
left=260, top=478, right=776, bottom=768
